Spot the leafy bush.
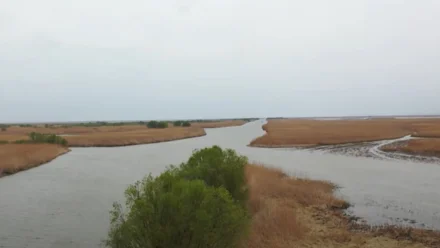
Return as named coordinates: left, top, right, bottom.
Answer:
left=106, top=169, right=249, bottom=248
left=106, top=146, right=250, bottom=248
left=156, top=121, right=168, bottom=128
left=178, top=146, right=249, bottom=205
left=173, top=120, right=183, bottom=127
left=147, top=121, right=158, bottom=128
left=147, top=121, right=168, bottom=129
left=0, top=140, right=8, bottom=144
left=182, top=121, right=191, bottom=127
left=28, top=132, right=68, bottom=146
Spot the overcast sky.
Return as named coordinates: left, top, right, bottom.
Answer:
left=1, top=0, right=439, bottom=122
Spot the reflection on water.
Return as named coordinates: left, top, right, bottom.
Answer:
left=0, top=120, right=439, bottom=247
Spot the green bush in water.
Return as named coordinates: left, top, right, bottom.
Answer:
left=105, top=169, right=249, bottom=248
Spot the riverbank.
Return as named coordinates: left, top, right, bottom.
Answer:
left=245, top=164, right=440, bottom=248
left=0, top=144, right=70, bottom=177
left=65, top=127, right=206, bottom=147
left=0, top=121, right=249, bottom=177
left=249, top=118, right=440, bottom=160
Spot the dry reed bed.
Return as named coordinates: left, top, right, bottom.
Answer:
left=1, top=121, right=246, bottom=137
left=382, top=138, right=440, bottom=158
left=244, top=164, right=440, bottom=248
left=65, top=127, right=206, bottom=147
left=191, top=120, right=247, bottom=128
left=0, top=144, right=69, bottom=176
left=2, top=125, right=150, bottom=135
left=250, top=118, right=440, bottom=147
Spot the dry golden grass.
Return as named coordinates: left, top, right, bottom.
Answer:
left=250, top=118, right=440, bottom=147
left=2, top=125, right=149, bottom=135
left=382, top=138, right=440, bottom=157
left=0, top=144, right=69, bottom=176
left=1, top=121, right=245, bottom=138
left=191, top=120, right=247, bottom=128
left=0, top=134, right=28, bottom=142
left=65, top=127, right=206, bottom=147
left=244, top=164, right=439, bottom=248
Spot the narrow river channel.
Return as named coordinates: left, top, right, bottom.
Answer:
left=1, top=120, right=439, bottom=248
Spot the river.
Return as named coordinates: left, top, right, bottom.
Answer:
left=0, top=120, right=439, bottom=247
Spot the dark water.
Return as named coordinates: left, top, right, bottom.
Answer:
left=1, top=120, right=439, bottom=247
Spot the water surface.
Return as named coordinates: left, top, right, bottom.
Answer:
left=1, top=120, right=439, bottom=247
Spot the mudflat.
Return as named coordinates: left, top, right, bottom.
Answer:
left=249, top=119, right=440, bottom=158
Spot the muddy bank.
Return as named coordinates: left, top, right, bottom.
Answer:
left=302, top=136, right=440, bottom=164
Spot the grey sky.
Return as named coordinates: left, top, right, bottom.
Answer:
left=1, top=0, right=439, bottom=122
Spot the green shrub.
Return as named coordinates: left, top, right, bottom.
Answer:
left=156, top=121, right=168, bottom=128
left=0, top=140, right=8, bottom=144
left=173, top=120, right=183, bottom=127
left=28, top=132, right=68, bottom=146
left=147, top=121, right=158, bottom=128
left=147, top=121, right=168, bottom=129
left=178, top=146, right=248, bottom=205
left=182, top=121, right=191, bottom=127
left=106, top=169, right=249, bottom=248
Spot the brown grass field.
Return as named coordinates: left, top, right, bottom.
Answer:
left=381, top=138, right=440, bottom=158
left=0, top=144, right=69, bottom=176
left=65, top=127, right=206, bottom=147
left=0, top=120, right=247, bottom=146
left=244, top=164, right=440, bottom=248
left=250, top=118, right=440, bottom=147
left=191, top=120, right=247, bottom=128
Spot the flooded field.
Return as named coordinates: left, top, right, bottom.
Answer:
left=0, top=120, right=439, bottom=247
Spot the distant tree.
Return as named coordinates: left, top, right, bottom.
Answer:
left=157, top=121, right=168, bottom=128
left=173, top=120, right=183, bottom=127
left=182, top=121, right=191, bottom=127
left=147, top=121, right=159, bottom=128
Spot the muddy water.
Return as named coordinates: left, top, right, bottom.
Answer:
left=1, top=120, right=440, bottom=247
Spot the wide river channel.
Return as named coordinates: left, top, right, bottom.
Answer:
left=1, top=120, right=439, bottom=247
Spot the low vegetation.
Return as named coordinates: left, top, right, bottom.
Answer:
left=12, top=132, right=68, bottom=146
left=173, top=120, right=191, bottom=127
left=146, top=120, right=169, bottom=128
left=191, top=120, right=247, bottom=128
left=244, top=164, right=439, bottom=248
left=250, top=118, right=440, bottom=147
left=106, top=146, right=439, bottom=248
left=0, top=144, right=69, bottom=176
left=29, top=132, right=68, bottom=145
left=65, top=127, right=206, bottom=147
